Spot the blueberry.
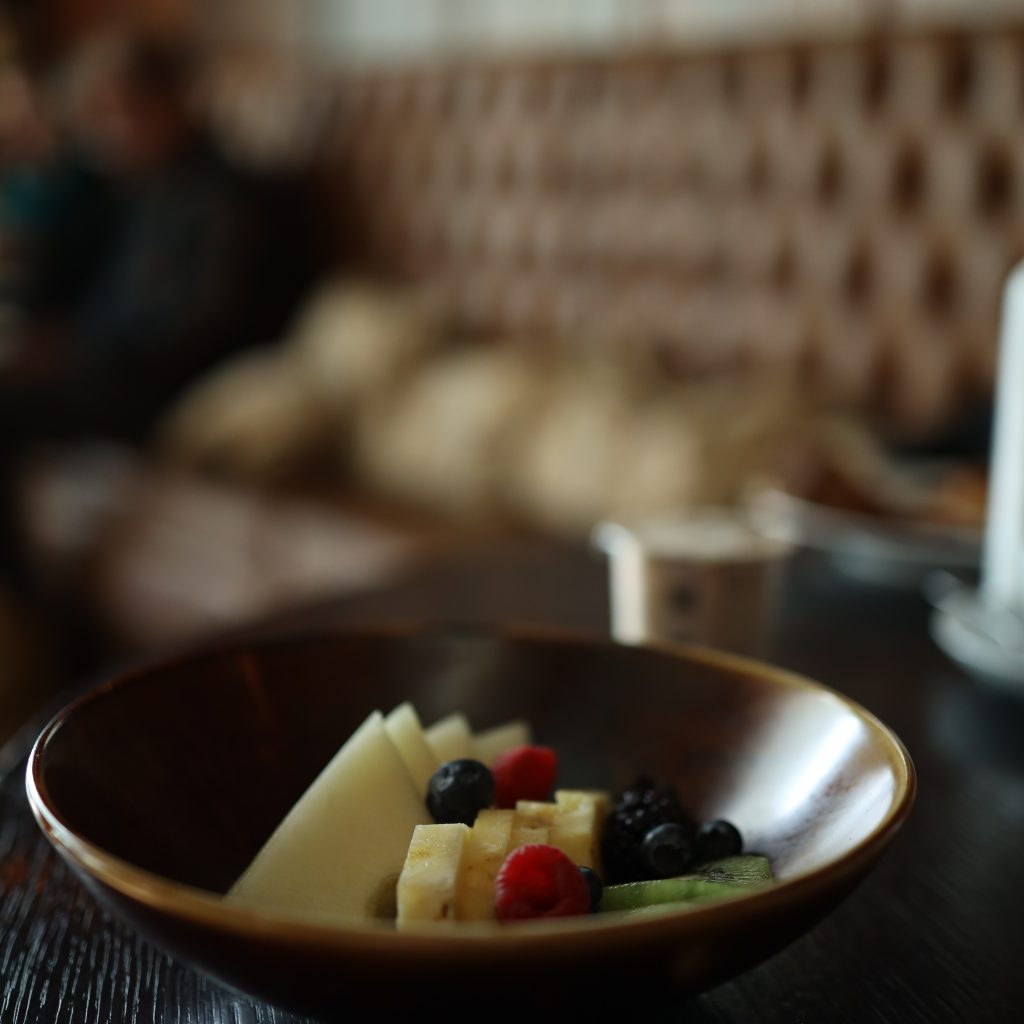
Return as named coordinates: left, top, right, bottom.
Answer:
left=695, top=820, right=743, bottom=862
left=579, top=866, right=603, bottom=912
left=426, top=759, right=494, bottom=825
left=642, top=823, right=696, bottom=877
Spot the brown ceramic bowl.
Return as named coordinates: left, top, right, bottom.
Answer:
left=27, top=626, right=914, bottom=1016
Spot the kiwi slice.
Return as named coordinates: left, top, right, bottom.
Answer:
left=696, top=854, right=772, bottom=886
left=598, top=854, right=772, bottom=914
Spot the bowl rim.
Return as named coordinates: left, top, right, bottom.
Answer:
left=26, top=622, right=916, bottom=956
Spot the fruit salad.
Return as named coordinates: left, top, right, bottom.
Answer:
left=225, top=703, right=771, bottom=928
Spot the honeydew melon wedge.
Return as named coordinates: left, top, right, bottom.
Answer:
left=226, top=710, right=430, bottom=923
left=396, top=823, right=470, bottom=927
left=425, top=713, right=477, bottom=763
left=416, top=712, right=533, bottom=774
left=384, top=702, right=439, bottom=794
left=474, top=719, right=531, bottom=765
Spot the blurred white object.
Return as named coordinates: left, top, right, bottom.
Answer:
left=982, top=261, right=1024, bottom=611
left=159, top=348, right=335, bottom=481
left=159, top=280, right=442, bottom=483
left=594, top=510, right=791, bottom=657
left=291, top=280, right=442, bottom=407
left=932, top=261, right=1024, bottom=690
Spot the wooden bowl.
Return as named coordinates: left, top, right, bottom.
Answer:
left=26, top=626, right=914, bottom=1016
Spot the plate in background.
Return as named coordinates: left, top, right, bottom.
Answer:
left=747, top=484, right=981, bottom=588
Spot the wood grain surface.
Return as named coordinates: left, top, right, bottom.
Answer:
left=2, top=543, right=1022, bottom=1022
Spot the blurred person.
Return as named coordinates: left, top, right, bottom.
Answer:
left=0, top=29, right=321, bottom=582
left=10, top=31, right=316, bottom=424
left=0, top=58, right=57, bottom=276
left=0, top=54, right=114, bottom=333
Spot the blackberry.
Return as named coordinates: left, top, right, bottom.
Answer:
left=617, top=775, right=656, bottom=807
left=600, top=777, right=696, bottom=884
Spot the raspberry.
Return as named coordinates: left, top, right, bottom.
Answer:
left=490, top=745, right=557, bottom=808
left=494, top=844, right=591, bottom=921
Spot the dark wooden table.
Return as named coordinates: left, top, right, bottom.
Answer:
left=2, top=543, right=1022, bottom=1022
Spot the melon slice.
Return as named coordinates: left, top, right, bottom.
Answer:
left=425, top=713, right=477, bottom=763
left=384, top=702, right=439, bottom=794
left=227, top=710, right=429, bottom=923
left=474, top=720, right=531, bottom=765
